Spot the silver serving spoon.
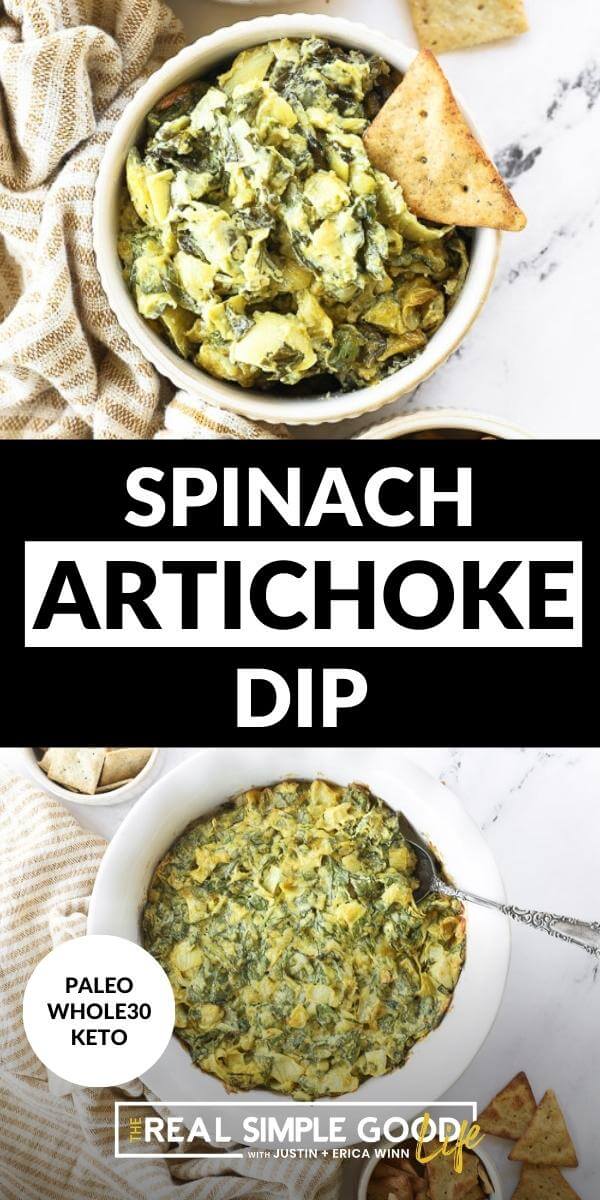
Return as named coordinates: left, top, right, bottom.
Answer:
left=408, top=840, right=600, bottom=957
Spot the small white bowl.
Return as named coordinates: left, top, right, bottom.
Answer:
left=356, top=408, right=530, bottom=439
left=20, top=748, right=161, bottom=807
left=358, top=1138, right=504, bottom=1200
left=93, top=14, right=501, bottom=427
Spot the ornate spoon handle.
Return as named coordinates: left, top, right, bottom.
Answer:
left=436, top=880, right=600, bottom=956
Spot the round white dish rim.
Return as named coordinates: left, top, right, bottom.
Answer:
left=93, top=14, right=500, bottom=426
left=357, top=1135, right=505, bottom=1200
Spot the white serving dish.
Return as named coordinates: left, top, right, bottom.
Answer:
left=93, top=14, right=500, bottom=426
left=358, top=1137, right=504, bottom=1200
left=356, top=408, right=530, bottom=439
left=88, top=749, right=510, bottom=1142
left=18, top=747, right=161, bottom=807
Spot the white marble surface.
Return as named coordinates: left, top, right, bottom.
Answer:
left=163, top=0, right=600, bottom=438
left=3, top=746, right=598, bottom=1196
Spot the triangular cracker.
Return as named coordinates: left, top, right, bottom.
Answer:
left=426, top=1147, right=479, bottom=1199
left=479, top=1071, right=537, bottom=1139
left=512, top=1165, right=582, bottom=1200
left=363, top=50, right=526, bottom=231
left=509, top=1090, right=578, bottom=1168
left=408, top=0, right=528, bottom=55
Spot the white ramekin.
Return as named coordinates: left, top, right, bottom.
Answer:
left=356, top=408, right=530, bottom=439
left=358, top=1139, right=504, bottom=1200
left=93, top=14, right=501, bottom=426
left=18, top=747, right=162, bottom=807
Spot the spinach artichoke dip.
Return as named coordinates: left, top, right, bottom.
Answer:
left=142, top=779, right=466, bottom=1099
left=118, top=38, right=470, bottom=392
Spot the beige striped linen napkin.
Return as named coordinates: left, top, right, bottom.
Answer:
left=0, top=0, right=287, bottom=441
left=0, top=766, right=343, bottom=1200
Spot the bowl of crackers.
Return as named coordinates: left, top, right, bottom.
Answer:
left=359, top=1136, right=503, bottom=1200
left=94, top=13, right=526, bottom=426
left=25, top=747, right=160, bottom=806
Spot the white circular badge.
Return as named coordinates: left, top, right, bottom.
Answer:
left=23, top=934, right=175, bottom=1087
